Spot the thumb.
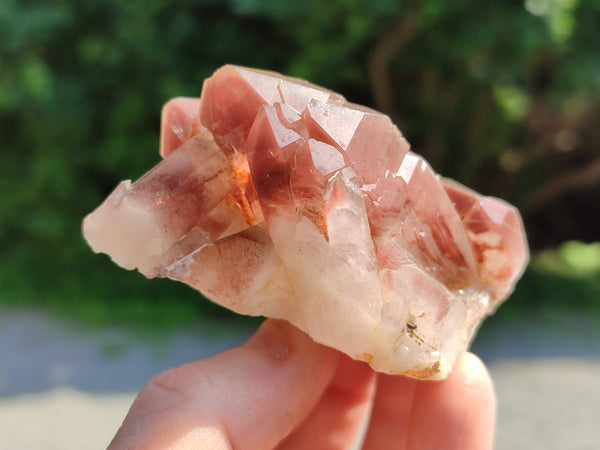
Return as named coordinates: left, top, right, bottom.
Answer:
left=108, top=319, right=338, bottom=450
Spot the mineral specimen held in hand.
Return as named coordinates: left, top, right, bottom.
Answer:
left=83, top=65, right=528, bottom=379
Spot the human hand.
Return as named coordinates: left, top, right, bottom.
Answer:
left=108, top=319, right=495, bottom=449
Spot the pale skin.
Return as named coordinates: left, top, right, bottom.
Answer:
left=108, top=319, right=496, bottom=450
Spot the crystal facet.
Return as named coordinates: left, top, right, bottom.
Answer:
left=83, top=65, right=529, bottom=379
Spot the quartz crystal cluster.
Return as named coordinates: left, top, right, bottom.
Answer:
left=83, top=65, right=528, bottom=379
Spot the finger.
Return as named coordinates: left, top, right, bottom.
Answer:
left=363, top=352, right=495, bottom=450
left=362, top=372, right=418, bottom=449
left=276, top=354, right=377, bottom=449
left=405, top=352, right=496, bottom=450
left=108, top=319, right=339, bottom=450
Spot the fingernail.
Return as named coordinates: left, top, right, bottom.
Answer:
left=249, top=320, right=290, bottom=360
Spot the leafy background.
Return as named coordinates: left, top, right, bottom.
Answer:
left=1, top=0, right=599, bottom=329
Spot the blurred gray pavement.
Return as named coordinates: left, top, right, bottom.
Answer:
left=0, top=307, right=598, bottom=449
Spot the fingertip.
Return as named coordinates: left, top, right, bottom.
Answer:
left=406, top=352, right=497, bottom=450
left=455, top=352, right=497, bottom=412
left=460, top=352, right=488, bottom=376
left=246, top=319, right=293, bottom=360
left=246, top=319, right=334, bottom=365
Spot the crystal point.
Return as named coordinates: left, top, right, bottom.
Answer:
left=83, top=65, right=529, bottom=379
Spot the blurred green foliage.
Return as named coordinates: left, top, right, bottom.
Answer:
left=534, top=241, right=600, bottom=277
left=1, top=0, right=599, bottom=327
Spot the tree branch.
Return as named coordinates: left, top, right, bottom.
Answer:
left=523, top=156, right=600, bottom=214
left=367, top=12, right=421, bottom=124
